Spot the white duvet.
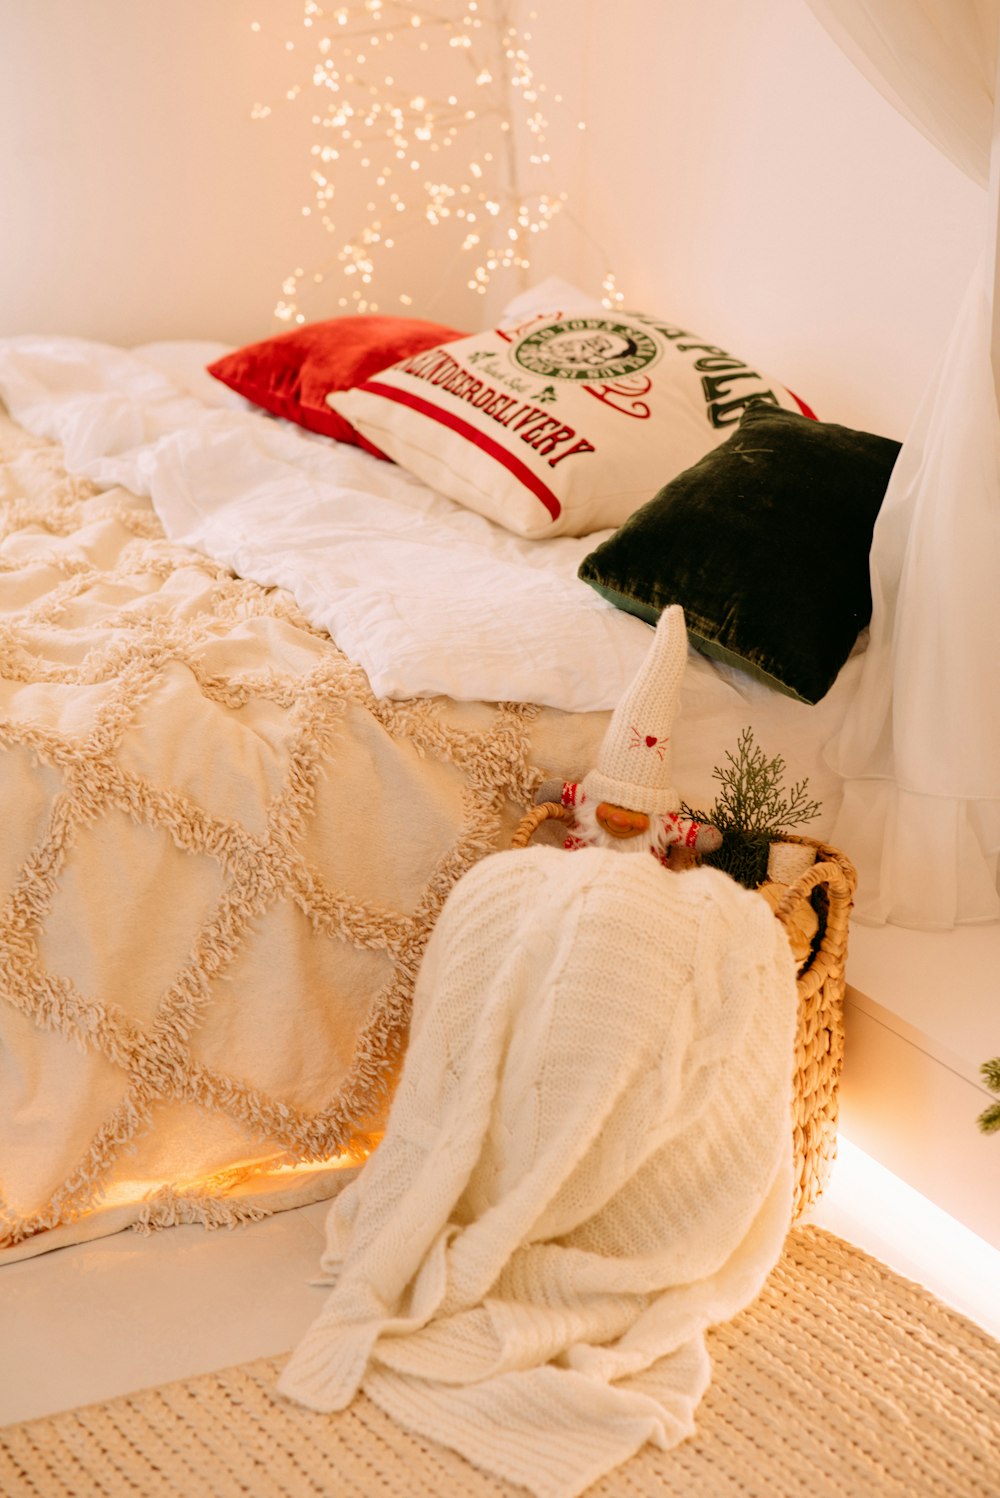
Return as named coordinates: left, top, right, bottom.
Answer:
left=0, top=334, right=654, bottom=712
left=0, top=333, right=858, bottom=815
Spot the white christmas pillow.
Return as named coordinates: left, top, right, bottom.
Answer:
left=326, top=306, right=815, bottom=540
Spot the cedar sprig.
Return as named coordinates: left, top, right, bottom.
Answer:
left=706, top=725, right=822, bottom=837
left=683, top=725, right=822, bottom=888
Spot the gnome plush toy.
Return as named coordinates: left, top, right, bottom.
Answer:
left=535, top=605, right=722, bottom=869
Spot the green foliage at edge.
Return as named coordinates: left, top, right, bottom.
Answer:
left=978, top=1056, right=1000, bottom=1134
left=683, top=725, right=822, bottom=890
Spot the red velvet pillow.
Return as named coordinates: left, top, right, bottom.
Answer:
left=206, top=315, right=467, bottom=457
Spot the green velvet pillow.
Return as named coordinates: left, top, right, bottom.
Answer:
left=578, top=402, right=900, bottom=704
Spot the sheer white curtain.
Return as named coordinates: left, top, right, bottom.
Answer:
left=805, top=0, right=1000, bottom=927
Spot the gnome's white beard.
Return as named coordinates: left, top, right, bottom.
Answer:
left=573, top=797, right=662, bottom=858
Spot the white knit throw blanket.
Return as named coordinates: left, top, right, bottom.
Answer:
left=279, top=847, right=798, bottom=1497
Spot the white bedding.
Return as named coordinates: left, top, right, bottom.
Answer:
left=0, top=334, right=859, bottom=824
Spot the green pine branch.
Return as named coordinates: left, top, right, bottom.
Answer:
left=978, top=1056, right=1000, bottom=1134
left=683, top=725, right=821, bottom=889
left=704, top=725, right=822, bottom=838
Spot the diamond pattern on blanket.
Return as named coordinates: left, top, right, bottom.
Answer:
left=0, top=410, right=573, bottom=1257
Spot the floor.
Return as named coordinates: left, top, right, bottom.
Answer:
left=2, top=1135, right=999, bottom=1430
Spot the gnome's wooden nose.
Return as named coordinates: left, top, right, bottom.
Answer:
left=595, top=803, right=650, bottom=839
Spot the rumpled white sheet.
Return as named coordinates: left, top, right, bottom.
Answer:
left=0, top=335, right=860, bottom=814
left=0, top=334, right=655, bottom=712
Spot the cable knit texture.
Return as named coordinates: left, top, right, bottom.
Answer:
left=278, top=846, right=798, bottom=1498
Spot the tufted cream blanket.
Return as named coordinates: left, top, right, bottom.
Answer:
left=0, top=409, right=607, bottom=1260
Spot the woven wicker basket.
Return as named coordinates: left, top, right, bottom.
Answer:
left=511, top=805, right=857, bottom=1220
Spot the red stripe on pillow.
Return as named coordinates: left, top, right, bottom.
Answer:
left=360, top=379, right=563, bottom=521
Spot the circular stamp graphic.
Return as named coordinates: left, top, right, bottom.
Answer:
left=512, top=317, right=661, bottom=381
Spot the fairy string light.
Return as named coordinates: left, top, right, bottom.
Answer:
left=250, top=0, right=622, bottom=320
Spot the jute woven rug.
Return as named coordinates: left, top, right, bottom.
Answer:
left=2, top=1225, right=997, bottom=1497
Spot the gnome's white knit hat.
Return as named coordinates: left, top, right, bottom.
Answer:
left=582, top=604, right=688, bottom=815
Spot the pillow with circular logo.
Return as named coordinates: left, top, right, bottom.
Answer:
left=326, top=306, right=815, bottom=538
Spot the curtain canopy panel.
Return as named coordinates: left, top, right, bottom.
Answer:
left=806, top=0, right=1000, bottom=927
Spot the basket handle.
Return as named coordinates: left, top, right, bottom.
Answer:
left=774, top=847, right=857, bottom=996
left=771, top=858, right=854, bottom=925
left=511, top=801, right=574, bottom=848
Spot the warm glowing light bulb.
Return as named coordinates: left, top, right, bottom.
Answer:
left=256, top=1, right=613, bottom=322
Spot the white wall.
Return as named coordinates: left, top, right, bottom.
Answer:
left=570, top=0, right=985, bottom=439
left=0, top=0, right=586, bottom=346
left=0, top=0, right=310, bottom=347
left=0, top=0, right=986, bottom=437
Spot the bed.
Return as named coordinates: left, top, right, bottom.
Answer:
left=0, top=290, right=889, bottom=1261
